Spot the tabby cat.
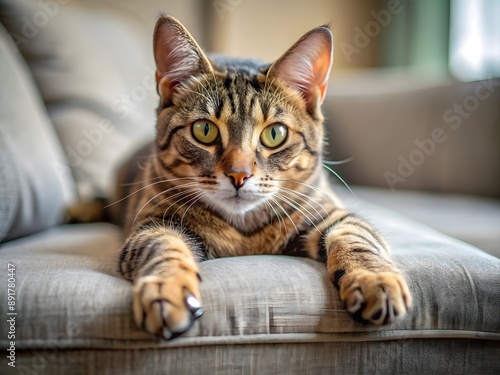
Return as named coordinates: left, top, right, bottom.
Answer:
left=115, top=16, right=412, bottom=340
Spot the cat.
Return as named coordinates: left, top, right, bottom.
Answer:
left=114, top=15, right=412, bottom=340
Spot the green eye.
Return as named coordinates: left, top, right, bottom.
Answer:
left=192, top=120, right=220, bottom=145
left=260, top=124, right=288, bottom=148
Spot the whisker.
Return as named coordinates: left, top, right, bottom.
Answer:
left=278, top=188, right=328, bottom=229
left=131, top=182, right=201, bottom=228
left=273, top=179, right=333, bottom=204
left=323, top=156, right=354, bottom=166
left=277, top=185, right=330, bottom=220
left=264, top=198, right=285, bottom=235
left=180, top=193, right=205, bottom=227
left=275, top=193, right=322, bottom=235
left=170, top=192, right=205, bottom=227
left=127, top=152, right=163, bottom=159
left=209, top=71, right=221, bottom=109
left=192, top=76, right=217, bottom=109
left=182, top=86, right=212, bottom=103
left=107, top=176, right=206, bottom=208
left=119, top=174, right=165, bottom=186
left=269, top=196, right=299, bottom=235
left=144, top=187, right=200, bottom=220
left=322, top=164, right=356, bottom=197
left=203, top=73, right=222, bottom=110
left=162, top=190, right=200, bottom=225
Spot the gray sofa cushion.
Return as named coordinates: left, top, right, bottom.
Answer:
left=0, top=23, right=76, bottom=242
left=350, top=186, right=500, bottom=258
left=0, top=204, right=498, bottom=373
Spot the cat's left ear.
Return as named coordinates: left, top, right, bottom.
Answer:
left=153, top=16, right=213, bottom=104
left=267, top=26, right=333, bottom=113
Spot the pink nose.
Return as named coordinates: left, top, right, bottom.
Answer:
left=226, top=172, right=252, bottom=190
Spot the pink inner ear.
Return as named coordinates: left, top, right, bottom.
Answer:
left=153, top=18, right=208, bottom=88
left=271, top=29, right=333, bottom=106
left=155, top=29, right=192, bottom=85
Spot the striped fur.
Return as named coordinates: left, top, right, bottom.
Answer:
left=115, top=16, right=411, bottom=339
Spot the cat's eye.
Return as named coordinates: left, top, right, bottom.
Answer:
left=260, top=124, right=288, bottom=149
left=192, top=120, right=220, bottom=145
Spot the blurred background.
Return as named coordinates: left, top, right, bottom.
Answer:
left=131, top=0, right=500, bottom=81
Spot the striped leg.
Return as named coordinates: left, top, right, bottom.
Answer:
left=324, top=215, right=412, bottom=325
left=119, top=227, right=203, bottom=339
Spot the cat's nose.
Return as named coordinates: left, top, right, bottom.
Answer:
left=226, top=172, right=253, bottom=190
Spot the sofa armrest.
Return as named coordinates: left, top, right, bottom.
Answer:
left=323, top=70, right=500, bottom=197
left=0, top=23, right=76, bottom=242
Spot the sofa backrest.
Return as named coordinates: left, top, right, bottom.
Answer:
left=323, top=70, right=500, bottom=197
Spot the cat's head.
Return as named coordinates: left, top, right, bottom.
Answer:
left=153, top=16, right=332, bottom=222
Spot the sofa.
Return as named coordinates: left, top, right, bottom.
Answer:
left=1, top=1, right=499, bottom=374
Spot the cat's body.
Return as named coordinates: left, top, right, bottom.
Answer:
left=115, top=16, right=411, bottom=340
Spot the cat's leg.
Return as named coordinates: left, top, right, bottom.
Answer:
left=322, top=214, right=412, bottom=325
left=119, top=226, right=203, bottom=339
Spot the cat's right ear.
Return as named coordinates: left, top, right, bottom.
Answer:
left=153, top=16, right=213, bottom=105
left=266, top=26, right=333, bottom=114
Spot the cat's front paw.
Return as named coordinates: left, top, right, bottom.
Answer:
left=133, top=275, right=203, bottom=340
left=338, top=270, right=412, bottom=325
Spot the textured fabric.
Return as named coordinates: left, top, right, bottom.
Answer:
left=0, top=128, right=18, bottom=241
left=0, top=205, right=498, bottom=360
left=323, top=72, right=500, bottom=197
left=0, top=0, right=205, bottom=199
left=4, top=340, right=499, bottom=375
left=350, top=186, right=500, bottom=258
left=0, top=0, right=155, bottom=198
left=0, top=23, right=76, bottom=242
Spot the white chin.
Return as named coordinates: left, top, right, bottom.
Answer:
left=208, top=196, right=263, bottom=218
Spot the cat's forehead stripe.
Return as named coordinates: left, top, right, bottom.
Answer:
left=208, top=73, right=264, bottom=146
left=222, top=76, right=237, bottom=115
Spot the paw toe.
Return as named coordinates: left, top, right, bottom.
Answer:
left=186, top=294, right=204, bottom=319
left=339, top=271, right=412, bottom=325
left=133, top=277, right=202, bottom=339
left=346, top=288, right=365, bottom=314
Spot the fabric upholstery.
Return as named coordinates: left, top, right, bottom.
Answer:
left=323, top=71, right=500, bottom=197
left=0, top=22, right=75, bottom=242
left=9, top=340, right=500, bottom=374
left=0, top=0, right=156, bottom=199
left=0, top=128, right=18, bottom=241
left=2, top=0, right=147, bottom=199
left=0, top=0, right=206, bottom=200
left=350, top=186, right=500, bottom=258
left=0, top=204, right=498, bottom=373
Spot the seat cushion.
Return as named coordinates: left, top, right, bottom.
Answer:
left=0, top=204, right=499, bottom=356
left=349, top=186, right=500, bottom=258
